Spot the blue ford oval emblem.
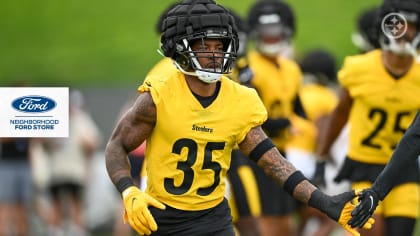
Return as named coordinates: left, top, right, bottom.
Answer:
left=12, top=95, right=56, bottom=113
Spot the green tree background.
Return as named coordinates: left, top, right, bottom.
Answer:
left=0, top=0, right=381, bottom=87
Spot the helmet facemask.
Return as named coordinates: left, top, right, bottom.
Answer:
left=247, top=0, right=295, bottom=59
left=159, top=0, right=239, bottom=84
left=173, top=29, right=237, bottom=83
left=254, top=22, right=292, bottom=58
left=380, top=10, right=420, bottom=62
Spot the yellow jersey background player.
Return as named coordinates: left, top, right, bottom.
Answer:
left=237, top=1, right=309, bottom=236
left=317, top=0, right=420, bottom=235
left=223, top=7, right=263, bottom=236
left=287, top=50, right=339, bottom=181
left=286, top=49, right=348, bottom=236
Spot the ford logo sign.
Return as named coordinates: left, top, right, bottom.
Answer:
left=12, top=95, right=56, bottom=113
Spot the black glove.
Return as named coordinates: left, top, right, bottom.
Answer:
left=309, top=190, right=357, bottom=235
left=309, top=189, right=374, bottom=236
left=309, top=189, right=353, bottom=221
left=348, top=188, right=380, bottom=228
left=311, top=161, right=326, bottom=188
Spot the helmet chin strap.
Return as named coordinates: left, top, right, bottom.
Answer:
left=195, top=70, right=222, bottom=83
left=173, top=61, right=222, bottom=83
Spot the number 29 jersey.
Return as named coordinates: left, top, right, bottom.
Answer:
left=138, top=71, right=267, bottom=210
left=339, top=49, right=420, bottom=164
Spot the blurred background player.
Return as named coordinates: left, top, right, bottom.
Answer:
left=0, top=137, right=34, bottom=236
left=42, top=89, right=101, bottom=236
left=236, top=0, right=308, bottom=235
left=349, top=108, right=420, bottom=230
left=351, top=6, right=381, bottom=53
left=302, top=6, right=382, bottom=235
left=225, top=7, right=262, bottom=236
left=227, top=8, right=254, bottom=86
left=288, top=49, right=351, bottom=236
left=316, top=0, right=420, bottom=235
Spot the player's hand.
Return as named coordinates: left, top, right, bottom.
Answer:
left=311, top=161, right=327, bottom=188
left=309, top=189, right=375, bottom=236
left=348, top=188, right=380, bottom=228
left=122, top=186, right=166, bottom=235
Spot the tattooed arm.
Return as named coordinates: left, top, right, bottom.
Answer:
left=106, top=92, right=166, bottom=235
left=238, top=126, right=316, bottom=203
left=238, top=126, right=374, bottom=235
left=105, top=92, right=156, bottom=187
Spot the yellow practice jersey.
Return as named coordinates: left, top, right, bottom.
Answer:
left=248, top=51, right=303, bottom=150
left=138, top=71, right=267, bottom=211
left=339, top=49, right=420, bottom=164
left=287, top=84, right=338, bottom=152
left=146, top=57, right=178, bottom=77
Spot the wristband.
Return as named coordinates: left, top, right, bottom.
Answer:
left=116, top=177, right=135, bottom=194
left=283, top=171, right=307, bottom=196
left=249, top=138, right=276, bottom=162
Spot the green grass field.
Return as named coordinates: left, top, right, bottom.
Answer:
left=0, top=0, right=382, bottom=87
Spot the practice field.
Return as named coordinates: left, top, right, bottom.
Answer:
left=0, top=0, right=381, bottom=87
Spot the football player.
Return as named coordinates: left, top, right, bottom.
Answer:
left=223, top=7, right=262, bottom=236
left=316, top=0, right=420, bottom=235
left=105, top=0, right=374, bottom=235
left=351, top=6, right=381, bottom=53
left=239, top=1, right=309, bottom=235
left=349, top=109, right=420, bottom=231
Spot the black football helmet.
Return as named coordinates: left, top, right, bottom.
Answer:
left=160, top=0, right=238, bottom=83
left=352, top=6, right=381, bottom=52
left=247, top=0, right=295, bottom=57
left=155, top=2, right=181, bottom=35
left=299, top=49, right=337, bottom=86
left=377, top=0, right=420, bottom=59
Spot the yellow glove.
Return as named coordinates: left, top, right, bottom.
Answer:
left=122, top=186, right=166, bottom=235
left=338, top=190, right=375, bottom=236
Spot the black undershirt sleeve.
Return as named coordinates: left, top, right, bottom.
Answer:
left=293, top=95, right=307, bottom=119
left=372, top=110, right=420, bottom=200
left=262, top=118, right=291, bottom=131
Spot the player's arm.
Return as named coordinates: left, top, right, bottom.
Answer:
left=312, top=88, right=352, bottom=187
left=349, top=110, right=420, bottom=227
left=105, top=92, right=155, bottom=186
left=238, top=126, right=374, bottom=236
left=316, top=87, right=352, bottom=160
left=238, top=126, right=322, bottom=203
left=105, top=92, right=165, bottom=235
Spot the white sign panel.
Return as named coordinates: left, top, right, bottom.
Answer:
left=0, top=87, right=69, bottom=137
